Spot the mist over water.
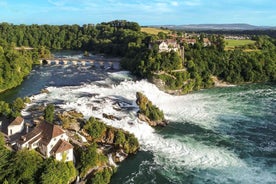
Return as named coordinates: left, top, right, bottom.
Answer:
left=3, top=63, right=275, bottom=184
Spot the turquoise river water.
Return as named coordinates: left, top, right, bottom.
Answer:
left=1, top=63, right=275, bottom=184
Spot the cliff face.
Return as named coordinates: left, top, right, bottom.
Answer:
left=136, top=92, right=167, bottom=127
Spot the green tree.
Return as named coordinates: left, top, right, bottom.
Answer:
left=0, top=101, right=11, bottom=117
left=6, top=150, right=43, bottom=184
left=0, top=39, right=38, bottom=93
left=0, top=134, right=10, bottom=182
left=124, top=133, right=139, bottom=154
left=44, top=104, right=55, bottom=123
left=84, top=117, right=106, bottom=140
left=0, top=134, right=5, bottom=148
left=157, top=32, right=167, bottom=40
left=41, top=159, right=76, bottom=184
left=80, top=143, right=107, bottom=177
left=115, top=130, right=126, bottom=148
left=136, top=92, right=164, bottom=122
left=91, top=167, right=114, bottom=184
left=11, top=98, right=26, bottom=117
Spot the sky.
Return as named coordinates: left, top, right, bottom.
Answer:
left=0, top=0, right=275, bottom=26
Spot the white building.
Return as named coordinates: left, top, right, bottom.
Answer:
left=149, top=39, right=180, bottom=53
left=7, top=117, right=24, bottom=136
left=17, top=122, right=74, bottom=162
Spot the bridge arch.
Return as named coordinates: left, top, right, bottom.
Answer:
left=39, top=58, right=121, bottom=69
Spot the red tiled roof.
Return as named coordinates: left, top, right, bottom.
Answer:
left=18, top=126, right=42, bottom=144
left=18, top=122, right=65, bottom=145
left=50, top=139, right=73, bottom=154
left=10, top=117, right=24, bottom=126
left=166, top=39, right=177, bottom=44
left=182, top=38, right=196, bottom=43
left=28, top=134, right=43, bottom=145
left=151, top=39, right=178, bottom=45
left=39, top=123, right=65, bottom=145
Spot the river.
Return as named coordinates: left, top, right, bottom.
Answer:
left=1, top=58, right=275, bottom=183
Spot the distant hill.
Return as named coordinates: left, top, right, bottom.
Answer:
left=141, top=27, right=170, bottom=35
left=151, top=24, right=276, bottom=31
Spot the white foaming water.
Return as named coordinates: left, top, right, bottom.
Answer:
left=29, top=78, right=241, bottom=166
left=107, top=71, right=133, bottom=81
left=26, top=72, right=275, bottom=183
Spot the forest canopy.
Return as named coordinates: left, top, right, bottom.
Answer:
left=0, top=20, right=275, bottom=95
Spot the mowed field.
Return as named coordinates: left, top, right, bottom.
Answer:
left=141, top=27, right=170, bottom=35
left=224, top=39, right=256, bottom=50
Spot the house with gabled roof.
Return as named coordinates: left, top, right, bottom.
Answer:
left=182, top=38, right=196, bottom=45
left=7, top=116, right=24, bottom=136
left=149, top=39, right=180, bottom=52
left=17, top=122, right=74, bottom=162
left=51, top=139, right=74, bottom=161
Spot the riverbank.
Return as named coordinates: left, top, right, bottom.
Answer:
left=211, top=76, right=236, bottom=87
left=151, top=75, right=237, bottom=96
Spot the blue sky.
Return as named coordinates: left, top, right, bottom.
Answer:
left=0, top=0, right=275, bottom=26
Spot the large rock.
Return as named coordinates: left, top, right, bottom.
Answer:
left=137, top=113, right=167, bottom=127
left=136, top=92, right=167, bottom=127
left=104, top=128, right=115, bottom=144
left=57, top=111, right=83, bottom=131
left=103, top=113, right=121, bottom=121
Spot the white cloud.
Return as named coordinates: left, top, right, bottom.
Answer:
left=171, top=1, right=179, bottom=6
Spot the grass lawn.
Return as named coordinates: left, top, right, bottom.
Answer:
left=243, top=49, right=261, bottom=52
left=225, top=39, right=256, bottom=50
left=141, top=27, right=170, bottom=35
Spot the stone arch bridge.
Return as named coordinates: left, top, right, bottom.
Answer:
left=39, top=58, right=121, bottom=70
